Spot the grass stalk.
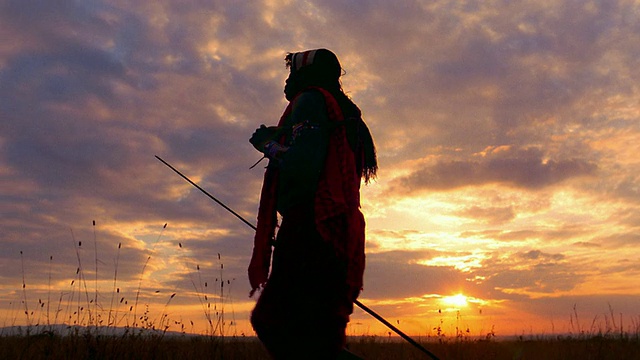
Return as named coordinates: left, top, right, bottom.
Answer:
left=93, top=220, right=99, bottom=326
left=71, top=229, right=93, bottom=326
left=108, top=242, right=122, bottom=327
left=133, top=223, right=167, bottom=328
left=19, top=251, right=31, bottom=328
left=178, top=242, right=213, bottom=335
left=47, top=255, right=52, bottom=328
left=217, top=255, right=225, bottom=337
left=10, top=221, right=217, bottom=342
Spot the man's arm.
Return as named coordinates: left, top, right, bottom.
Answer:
left=250, top=90, right=330, bottom=162
left=276, top=91, right=331, bottom=212
left=278, top=90, right=330, bottom=171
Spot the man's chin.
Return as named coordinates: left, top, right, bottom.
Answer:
left=284, top=89, right=296, bottom=101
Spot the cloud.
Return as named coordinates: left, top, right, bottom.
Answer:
left=390, top=146, right=597, bottom=193
left=474, top=250, right=583, bottom=296
left=595, top=232, right=640, bottom=249
left=459, top=225, right=590, bottom=245
left=362, top=246, right=588, bottom=302
left=0, top=222, right=148, bottom=288
left=457, top=205, right=516, bottom=225
left=519, top=250, right=564, bottom=261
left=508, top=293, right=640, bottom=332
left=363, top=250, right=468, bottom=300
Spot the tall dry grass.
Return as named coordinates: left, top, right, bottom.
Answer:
left=0, top=330, right=638, bottom=360
left=4, top=221, right=236, bottom=337
left=3, top=221, right=639, bottom=359
left=0, top=333, right=270, bottom=360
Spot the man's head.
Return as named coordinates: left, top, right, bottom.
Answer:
left=284, top=48, right=343, bottom=100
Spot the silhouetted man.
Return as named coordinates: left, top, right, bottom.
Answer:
left=249, top=48, right=377, bottom=359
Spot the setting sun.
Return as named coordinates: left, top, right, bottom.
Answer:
left=442, top=294, right=469, bottom=308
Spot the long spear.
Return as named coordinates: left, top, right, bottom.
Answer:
left=155, top=155, right=440, bottom=360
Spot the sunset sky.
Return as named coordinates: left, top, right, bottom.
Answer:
left=1, top=0, right=639, bottom=338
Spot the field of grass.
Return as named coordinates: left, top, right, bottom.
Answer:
left=0, top=329, right=638, bottom=359
left=3, top=222, right=639, bottom=359
left=350, top=335, right=640, bottom=360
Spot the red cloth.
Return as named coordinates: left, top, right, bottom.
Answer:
left=248, top=87, right=366, bottom=303
left=251, top=207, right=348, bottom=358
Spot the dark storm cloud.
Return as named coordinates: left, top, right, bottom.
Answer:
left=391, top=146, right=597, bottom=193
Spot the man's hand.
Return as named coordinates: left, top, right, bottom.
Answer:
left=249, top=125, right=281, bottom=152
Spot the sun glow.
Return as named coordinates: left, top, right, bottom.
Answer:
left=442, top=294, right=469, bottom=308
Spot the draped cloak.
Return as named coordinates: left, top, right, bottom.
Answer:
left=248, top=87, right=366, bottom=322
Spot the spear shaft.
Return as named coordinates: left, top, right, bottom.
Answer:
left=155, top=155, right=255, bottom=230
left=155, top=155, right=439, bottom=360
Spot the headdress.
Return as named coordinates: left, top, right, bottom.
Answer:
left=285, top=48, right=342, bottom=79
left=289, top=49, right=318, bottom=72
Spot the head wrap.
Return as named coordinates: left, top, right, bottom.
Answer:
left=290, top=50, right=318, bottom=72
left=286, top=49, right=342, bottom=79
